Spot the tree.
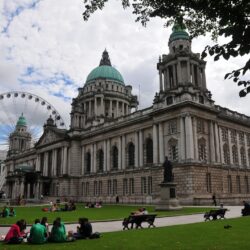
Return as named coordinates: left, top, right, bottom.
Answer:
left=83, top=0, right=250, bottom=97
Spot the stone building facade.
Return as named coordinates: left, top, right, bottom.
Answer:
left=4, top=24, right=250, bottom=205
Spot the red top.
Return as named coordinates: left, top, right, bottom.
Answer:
left=4, top=224, right=23, bottom=242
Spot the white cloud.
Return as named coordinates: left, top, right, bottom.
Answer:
left=0, top=0, right=249, bottom=145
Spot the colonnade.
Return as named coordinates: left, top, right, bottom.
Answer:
left=159, top=60, right=206, bottom=92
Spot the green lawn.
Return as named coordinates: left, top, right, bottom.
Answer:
left=1, top=216, right=250, bottom=250
left=0, top=204, right=210, bottom=225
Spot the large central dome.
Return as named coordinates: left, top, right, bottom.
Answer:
left=85, top=50, right=124, bottom=85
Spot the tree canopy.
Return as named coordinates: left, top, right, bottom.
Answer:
left=83, top=0, right=250, bottom=97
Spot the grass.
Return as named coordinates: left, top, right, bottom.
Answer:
left=1, top=216, right=250, bottom=250
left=0, top=204, right=211, bottom=225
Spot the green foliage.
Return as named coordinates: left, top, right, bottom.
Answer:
left=83, top=0, right=250, bottom=97
left=2, top=217, right=250, bottom=249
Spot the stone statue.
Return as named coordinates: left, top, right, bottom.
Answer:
left=163, top=156, right=173, bottom=182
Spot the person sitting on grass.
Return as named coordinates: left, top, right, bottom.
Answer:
left=4, top=219, right=27, bottom=244
left=49, top=217, right=74, bottom=242
left=1, top=206, right=10, bottom=217
left=242, top=200, right=250, bottom=216
left=28, top=219, right=47, bottom=244
left=74, top=218, right=92, bottom=239
left=9, top=207, right=16, bottom=217
left=41, top=217, right=49, bottom=237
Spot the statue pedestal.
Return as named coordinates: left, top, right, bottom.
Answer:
left=155, top=182, right=182, bottom=211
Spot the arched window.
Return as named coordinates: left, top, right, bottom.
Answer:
left=240, top=147, right=246, bottom=166
left=232, top=145, right=238, bottom=164
left=128, top=142, right=135, bottom=167
left=223, top=144, right=230, bottom=164
left=198, top=138, right=206, bottom=161
left=111, top=146, right=118, bottom=169
left=85, top=152, right=91, bottom=173
left=145, top=138, right=153, bottom=164
left=168, top=138, right=178, bottom=161
left=97, top=149, right=104, bottom=172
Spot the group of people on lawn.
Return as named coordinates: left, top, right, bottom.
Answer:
left=42, top=201, right=76, bottom=212
left=0, top=206, right=16, bottom=217
left=3, top=216, right=95, bottom=244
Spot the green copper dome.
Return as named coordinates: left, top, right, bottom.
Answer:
left=169, top=23, right=190, bottom=43
left=85, top=50, right=124, bottom=85
left=16, top=113, right=27, bottom=126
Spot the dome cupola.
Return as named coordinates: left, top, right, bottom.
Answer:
left=16, top=113, right=27, bottom=127
left=85, top=50, right=124, bottom=85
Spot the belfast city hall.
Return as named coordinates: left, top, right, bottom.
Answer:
left=4, top=24, right=250, bottom=205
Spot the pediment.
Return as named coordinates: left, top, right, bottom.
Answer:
left=36, top=128, right=66, bottom=147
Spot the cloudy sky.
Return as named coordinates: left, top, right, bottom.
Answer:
left=0, top=0, right=249, bottom=133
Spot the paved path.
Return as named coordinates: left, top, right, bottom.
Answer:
left=0, top=206, right=242, bottom=235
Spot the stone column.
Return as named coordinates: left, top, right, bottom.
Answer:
left=27, top=183, right=30, bottom=199
left=197, top=67, right=202, bottom=88
left=44, top=152, right=48, bottom=176
left=158, top=122, right=165, bottom=164
left=52, top=149, right=57, bottom=176
left=237, top=133, right=241, bottom=167
left=118, top=136, right=122, bottom=169
left=214, top=123, right=220, bottom=163
left=36, top=155, right=40, bottom=172
left=109, top=100, right=112, bottom=117
left=135, top=131, right=139, bottom=167
left=193, top=117, right=198, bottom=161
left=94, top=97, right=97, bottom=116
left=185, top=114, right=194, bottom=160
left=159, top=69, right=163, bottom=91
left=88, top=101, right=91, bottom=117
left=166, top=67, right=170, bottom=89
left=107, top=139, right=110, bottom=171
left=218, top=127, right=224, bottom=164
left=122, top=135, right=126, bottom=169
left=244, top=134, right=249, bottom=168
left=116, top=100, right=119, bottom=118
left=180, top=116, right=186, bottom=160
left=209, top=121, right=216, bottom=163
left=172, top=64, right=177, bottom=87
left=139, top=130, right=143, bottom=167
left=103, top=141, right=107, bottom=172
left=81, top=146, right=85, bottom=175
left=93, top=144, right=97, bottom=173
left=101, top=96, right=104, bottom=116
left=122, top=102, right=125, bottom=116
left=187, top=60, right=191, bottom=83
left=63, top=147, right=68, bottom=174
left=153, top=124, right=159, bottom=164
left=177, top=60, right=182, bottom=83
left=202, top=67, right=207, bottom=89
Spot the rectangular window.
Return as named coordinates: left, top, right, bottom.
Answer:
left=98, top=181, right=102, bottom=196
left=245, top=176, right=249, bottom=193
left=239, top=132, right=245, bottom=145
left=236, top=176, right=241, bottom=193
left=94, top=181, right=97, bottom=196
left=141, top=177, right=147, bottom=194
left=148, top=176, right=152, bottom=195
left=107, top=180, right=112, bottom=195
left=206, top=173, right=212, bottom=193
left=197, top=119, right=205, bottom=133
left=123, top=178, right=128, bottom=195
left=113, top=179, right=117, bottom=195
left=221, top=128, right=228, bottom=141
left=168, top=119, right=177, bottom=134
left=129, top=178, right=134, bottom=195
left=82, top=182, right=85, bottom=196
left=85, top=182, right=89, bottom=196
left=227, top=175, right=232, bottom=193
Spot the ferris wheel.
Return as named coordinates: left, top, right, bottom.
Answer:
left=0, top=91, right=67, bottom=151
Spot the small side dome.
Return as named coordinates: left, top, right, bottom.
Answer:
left=85, top=50, right=124, bottom=85
left=169, top=22, right=190, bottom=44
left=16, top=113, right=27, bottom=126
